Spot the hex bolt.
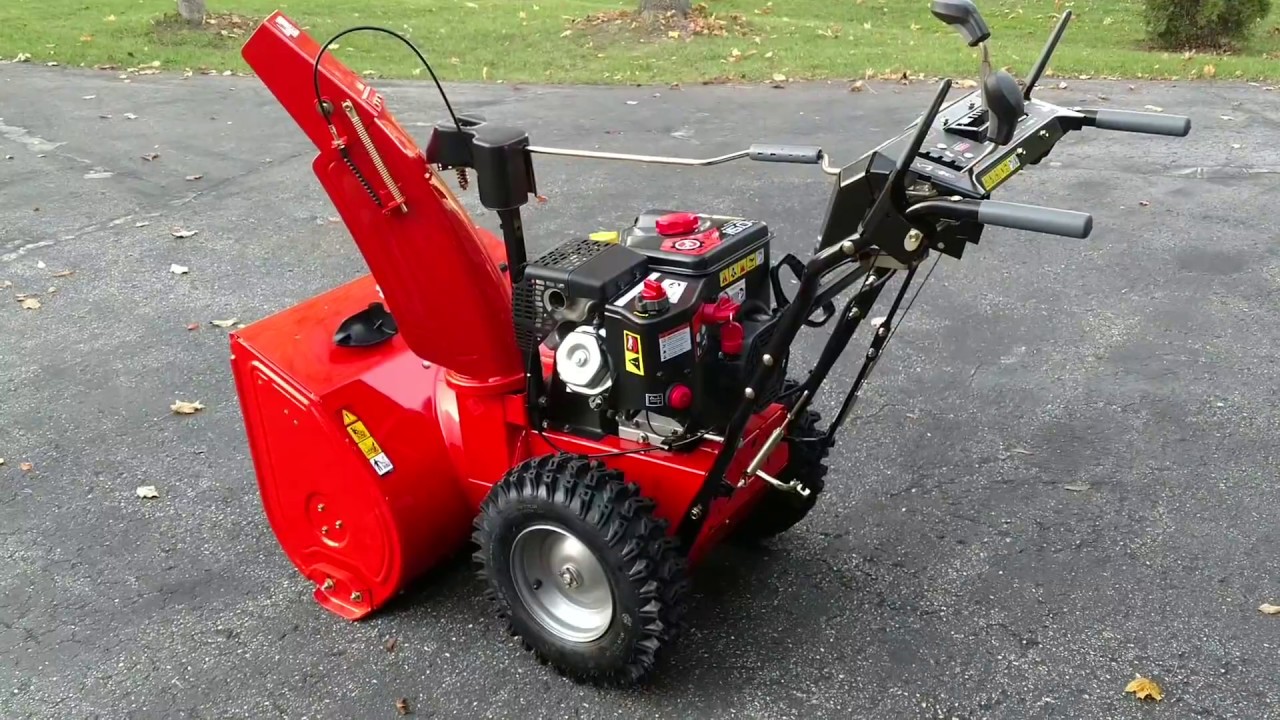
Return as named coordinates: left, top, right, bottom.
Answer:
left=350, top=591, right=363, bottom=603
left=320, top=526, right=329, bottom=535
left=334, top=520, right=344, bottom=530
left=317, top=503, right=325, bottom=512
left=322, top=578, right=335, bottom=591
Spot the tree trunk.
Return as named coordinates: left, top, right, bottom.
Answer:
left=638, top=0, right=691, bottom=16
left=177, top=0, right=206, bottom=25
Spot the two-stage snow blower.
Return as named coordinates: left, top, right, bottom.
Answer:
left=230, top=1, right=1190, bottom=685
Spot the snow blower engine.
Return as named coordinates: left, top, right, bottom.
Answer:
left=230, top=1, right=1189, bottom=686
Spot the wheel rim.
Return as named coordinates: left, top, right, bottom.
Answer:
left=510, top=524, right=614, bottom=643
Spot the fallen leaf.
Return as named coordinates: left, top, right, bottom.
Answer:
left=210, top=318, right=239, bottom=328
left=1259, top=603, right=1280, bottom=615
left=0, top=458, right=4, bottom=465
left=123, top=112, right=138, bottom=120
left=771, top=73, right=787, bottom=82
left=141, top=152, right=160, bottom=161
left=135, top=485, right=160, bottom=499
left=1231, top=143, right=1243, bottom=149
left=1220, top=115, right=1235, bottom=121
left=82, top=94, right=96, bottom=100
left=186, top=322, right=200, bottom=331
left=1139, top=200, right=1151, bottom=207
left=19, top=298, right=41, bottom=310
left=625, top=100, right=639, bottom=105
left=84, top=171, right=114, bottom=180
left=170, top=264, right=190, bottom=275
left=395, top=698, right=411, bottom=715
left=1143, top=105, right=1164, bottom=112
left=1064, top=483, right=1090, bottom=492
left=957, top=79, right=978, bottom=89
left=384, top=637, right=398, bottom=652
left=171, top=400, right=206, bottom=415
left=52, top=270, right=75, bottom=278
left=19, top=462, right=33, bottom=472
left=1009, top=448, right=1035, bottom=455
left=135, top=221, right=151, bottom=228
left=1125, top=675, right=1163, bottom=702
left=36, top=260, right=46, bottom=269
left=1057, top=81, right=1069, bottom=89
left=1203, top=64, right=1217, bottom=78
left=171, top=228, right=199, bottom=239
left=849, top=80, right=865, bottom=92
left=0, top=280, right=9, bottom=289
left=47, top=287, right=57, bottom=294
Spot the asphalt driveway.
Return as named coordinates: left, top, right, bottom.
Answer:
left=2, top=64, right=1280, bottom=719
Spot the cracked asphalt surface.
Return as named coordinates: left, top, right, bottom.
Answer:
left=2, top=64, right=1280, bottom=719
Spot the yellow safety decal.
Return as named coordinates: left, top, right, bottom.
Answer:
left=590, top=231, right=620, bottom=243
left=978, top=153, right=1022, bottom=193
left=346, top=421, right=372, bottom=444
left=720, top=249, right=764, bottom=287
left=623, top=331, right=645, bottom=376
left=357, top=436, right=383, bottom=460
left=340, top=408, right=395, bottom=476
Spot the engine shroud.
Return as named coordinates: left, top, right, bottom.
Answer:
left=512, top=210, right=782, bottom=439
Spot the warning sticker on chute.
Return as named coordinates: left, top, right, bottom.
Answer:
left=341, top=408, right=394, bottom=476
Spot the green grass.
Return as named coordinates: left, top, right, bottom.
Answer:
left=2, top=0, right=1279, bottom=84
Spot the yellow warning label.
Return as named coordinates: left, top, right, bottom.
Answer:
left=589, top=231, right=619, bottom=243
left=342, top=409, right=359, bottom=425
left=978, top=153, right=1022, bottom=192
left=346, top=421, right=371, bottom=444
left=357, top=436, right=383, bottom=460
left=623, top=330, right=645, bottom=376
left=719, top=250, right=763, bottom=287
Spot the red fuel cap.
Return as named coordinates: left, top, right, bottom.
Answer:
left=655, top=212, right=701, bottom=237
left=667, top=384, right=693, bottom=411
left=640, top=278, right=667, bottom=302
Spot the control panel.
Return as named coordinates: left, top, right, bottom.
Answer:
left=890, top=90, right=1085, bottom=198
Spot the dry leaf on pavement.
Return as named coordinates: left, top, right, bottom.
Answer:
left=384, top=637, right=398, bottom=652
left=186, top=323, right=200, bottom=331
left=395, top=698, right=411, bottom=715
left=171, top=228, right=198, bottom=238
left=19, top=462, right=33, bottom=472
left=210, top=318, right=239, bottom=328
left=135, top=485, right=160, bottom=499
left=141, top=152, right=160, bottom=161
left=52, top=270, right=75, bottom=278
left=185, top=174, right=204, bottom=181
left=170, top=264, right=189, bottom=275
left=1259, top=603, right=1280, bottom=615
left=171, top=400, right=206, bottom=415
left=1124, top=675, right=1163, bottom=701
left=19, top=298, right=41, bottom=310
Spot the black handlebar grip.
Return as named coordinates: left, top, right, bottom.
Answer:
left=1090, top=109, right=1191, bottom=137
left=977, top=200, right=1093, bottom=238
left=748, top=144, right=823, bottom=165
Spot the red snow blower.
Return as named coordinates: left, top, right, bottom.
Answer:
left=231, top=1, right=1189, bottom=685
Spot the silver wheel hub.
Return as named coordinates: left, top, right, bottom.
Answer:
left=510, top=524, right=614, bottom=643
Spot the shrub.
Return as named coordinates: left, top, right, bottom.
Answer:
left=1143, top=0, right=1273, bottom=50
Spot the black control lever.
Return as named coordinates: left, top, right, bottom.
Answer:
left=931, top=0, right=991, bottom=47
left=1024, top=10, right=1072, bottom=99
left=906, top=197, right=1093, bottom=239
left=1076, top=108, right=1191, bottom=137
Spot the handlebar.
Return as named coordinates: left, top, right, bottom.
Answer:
left=905, top=197, right=1093, bottom=239
left=1077, top=108, right=1191, bottom=137
left=748, top=144, right=823, bottom=164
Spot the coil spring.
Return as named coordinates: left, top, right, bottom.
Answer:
left=343, top=101, right=406, bottom=211
left=455, top=168, right=470, bottom=191
left=341, top=147, right=383, bottom=207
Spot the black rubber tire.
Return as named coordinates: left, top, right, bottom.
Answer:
left=731, top=383, right=831, bottom=543
left=471, top=453, right=690, bottom=686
